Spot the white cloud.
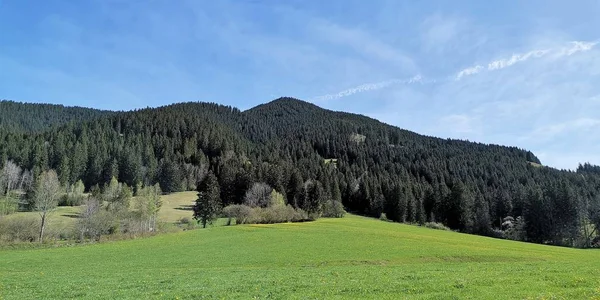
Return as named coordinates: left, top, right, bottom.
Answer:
left=556, top=41, right=598, bottom=57
left=487, top=49, right=550, bottom=70
left=312, top=75, right=423, bottom=102
left=455, top=40, right=596, bottom=80
left=456, top=65, right=483, bottom=80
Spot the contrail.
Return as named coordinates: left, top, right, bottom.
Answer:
left=456, top=40, right=597, bottom=80
left=311, top=40, right=597, bottom=100
left=312, top=75, right=423, bottom=102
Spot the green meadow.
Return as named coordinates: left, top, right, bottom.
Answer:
left=1, top=214, right=599, bottom=299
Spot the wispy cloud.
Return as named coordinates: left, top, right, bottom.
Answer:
left=456, top=40, right=597, bottom=80
left=312, top=39, right=598, bottom=99
left=487, top=49, right=550, bottom=71
left=312, top=75, right=423, bottom=102
left=557, top=41, right=598, bottom=56
left=456, top=65, right=484, bottom=80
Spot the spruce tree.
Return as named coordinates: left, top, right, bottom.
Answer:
left=193, top=172, right=221, bottom=228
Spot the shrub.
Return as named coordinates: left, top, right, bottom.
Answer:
left=76, top=199, right=119, bottom=241
left=322, top=200, right=345, bottom=218
left=177, top=217, right=196, bottom=230
left=0, top=195, right=19, bottom=215
left=0, top=216, right=40, bottom=243
left=223, top=204, right=254, bottom=224
left=222, top=204, right=309, bottom=224
left=59, top=194, right=86, bottom=206
left=291, top=207, right=309, bottom=222
left=504, top=216, right=526, bottom=241
left=59, top=180, right=86, bottom=206
left=269, top=190, right=285, bottom=207
left=379, top=213, right=389, bottom=221
left=260, top=204, right=296, bottom=223
left=423, top=222, right=451, bottom=231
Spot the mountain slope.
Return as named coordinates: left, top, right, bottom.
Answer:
left=0, top=98, right=599, bottom=246
left=0, top=100, right=114, bottom=132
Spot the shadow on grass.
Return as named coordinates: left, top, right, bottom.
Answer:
left=174, top=205, right=194, bottom=211
left=61, top=214, right=81, bottom=219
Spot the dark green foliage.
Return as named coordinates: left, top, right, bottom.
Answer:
left=193, top=172, right=221, bottom=228
left=0, top=100, right=113, bottom=132
left=300, top=180, right=325, bottom=218
left=1, top=98, right=600, bottom=246
left=158, top=159, right=182, bottom=193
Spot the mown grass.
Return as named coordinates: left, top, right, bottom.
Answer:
left=1, top=214, right=599, bottom=299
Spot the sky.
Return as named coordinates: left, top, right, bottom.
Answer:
left=1, top=0, right=600, bottom=170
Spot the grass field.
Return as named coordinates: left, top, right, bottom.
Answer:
left=156, top=191, right=197, bottom=223
left=2, top=191, right=199, bottom=232
left=1, top=215, right=600, bottom=299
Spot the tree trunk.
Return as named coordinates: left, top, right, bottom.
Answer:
left=39, top=213, right=46, bottom=243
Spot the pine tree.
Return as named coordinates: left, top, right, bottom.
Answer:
left=193, top=172, right=221, bottom=228
left=286, top=171, right=303, bottom=207
left=158, top=159, right=182, bottom=193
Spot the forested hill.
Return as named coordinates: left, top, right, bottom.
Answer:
left=0, top=100, right=114, bottom=132
left=1, top=97, right=599, bottom=247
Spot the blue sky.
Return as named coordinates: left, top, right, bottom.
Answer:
left=1, top=0, right=599, bottom=170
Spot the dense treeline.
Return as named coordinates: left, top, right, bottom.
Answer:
left=1, top=97, right=599, bottom=247
left=0, top=100, right=113, bottom=132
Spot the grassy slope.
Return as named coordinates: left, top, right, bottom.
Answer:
left=1, top=215, right=599, bottom=299
left=157, top=191, right=197, bottom=223
left=3, top=192, right=199, bottom=231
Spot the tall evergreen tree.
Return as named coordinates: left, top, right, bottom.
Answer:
left=193, top=172, right=221, bottom=228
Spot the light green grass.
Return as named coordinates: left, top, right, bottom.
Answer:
left=3, top=191, right=199, bottom=233
left=157, top=191, right=196, bottom=223
left=3, top=206, right=80, bottom=234
left=1, top=214, right=600, bottom=299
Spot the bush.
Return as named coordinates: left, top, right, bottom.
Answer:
left=379, top=213, right=390, bottom=221
left=423, top=222, right=451, bottom=231
left=76, top=199, right=120, bottom=241
left=59, top=180, right=86, bottom=206
left=0, top=196, right=19, bottom=215
left=322, top=200, right=346, bottom=218
left=177, top=217, right=196, bottom=230
left=222, top=204, right=308, bottom=225
left=59, top=194, right=86, bottom=206
left=0, top=217, right=40, bottom=243
left=223, top=204, right=254, bottom=224
left=260, top=205, right=297, bottom=223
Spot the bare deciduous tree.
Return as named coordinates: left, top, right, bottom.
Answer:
left=77, top=197, right=102, bottom=240
left=244, top=182, right=273, bottom=208
left=19, top=169, right=33, bottom=191
left=33, top=170, right=61, bottom=242
left=1, top=160, right=21, bottom=195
